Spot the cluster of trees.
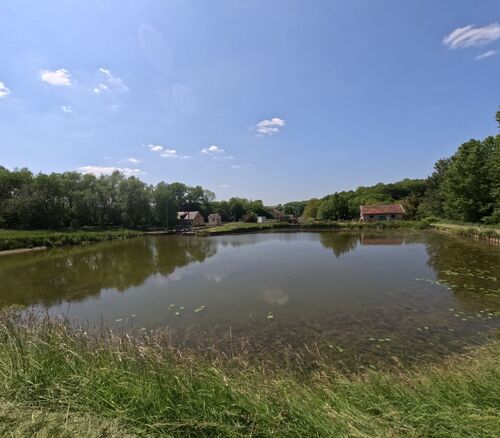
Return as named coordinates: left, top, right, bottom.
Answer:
left=289, top=110, right=500, bottom=224
left=0, top=168, right=274, bottom=230
left=294, top=178, right=428, bottom=222
left=419, top=132, right=499, bottom=224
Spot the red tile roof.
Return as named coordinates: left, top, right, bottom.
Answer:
left=360, top=204, right=405, bottom=215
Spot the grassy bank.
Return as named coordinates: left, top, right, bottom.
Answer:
left=0, top=229, right=143, bottom=251
left=1, top=311, right=499, bottom=437
left=430, top=223, right=500, bottom=243
left=199, top=220, right=428, bottom=236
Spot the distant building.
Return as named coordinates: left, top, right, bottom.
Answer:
left=257, top=216, right=266, bottom=223
left=207, top=213, right=222, bottom=226
left=177, top=211, right=205, bottom=227
left=359, top=204, right=405, bottom=222
left=272, top=208, right=284, bottom=221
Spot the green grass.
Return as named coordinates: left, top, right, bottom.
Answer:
left=200, top=220, right=428, bottom=236
left=1, top=310, right=499, bottom=437
left=430, top=223, right=500, bottom=240
left=0, top=229, right=143, bottom=251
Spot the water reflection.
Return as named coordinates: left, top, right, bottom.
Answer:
left=0, top=231, right=499, bottom=368
left=0, top=236, right=217, bottom=306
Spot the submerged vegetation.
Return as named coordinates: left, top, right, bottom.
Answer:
left=0, top=229, right=142, bottom=251
left=0, top=310, right=499, bottom=437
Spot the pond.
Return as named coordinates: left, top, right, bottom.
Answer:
left=1, top=231, right=499, bottom=369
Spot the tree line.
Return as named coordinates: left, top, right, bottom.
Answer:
left=289, top=110, right=500, bottom=224
left=1, top=110, right=499, bottom=230
left=0, top=169, right=270, bottom=229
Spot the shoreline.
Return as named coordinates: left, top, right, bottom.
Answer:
left=0, top=246, right=47, bottom=256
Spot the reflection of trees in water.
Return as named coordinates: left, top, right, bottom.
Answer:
left=319, top=233, right=360, bottom=257
left=0, top=237, right=218, bottom=307
left=424, top=233, right=500, bottom=311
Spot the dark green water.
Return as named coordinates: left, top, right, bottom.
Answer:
left=1, top=231, right=499, bottom=367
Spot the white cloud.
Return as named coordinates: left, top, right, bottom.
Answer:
left=94, top=68, right=128, bottom=94
left=232, top=163, right=252, bottom=169
left=161, top=148, right=178, bottom=158
left=148, top=144, right=163, bottom=152
left=93, top=83, right=109, bottom=94
left=78, top=165, right=142, bottom=177
left=443, top=23, right=500, bottom=49
left=0, top=81, right=11, bottom=98
left=256, top=117, right=286, bottom=136
left=61, top=105, right=74, bottom=113
left=201, top=145, right=224, bottom=154
left=148, top=144, right=189, bottom=159
left=124, top=157, right=141, bottom=164
left=475, top=49, right=498, bottom=60
left=40, top=68, right=72, bottom=86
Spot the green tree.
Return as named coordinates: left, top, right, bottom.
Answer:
left=317, top=193, right=350, bottom=220
left=302, top=199, right=321, bottom=220
left=441, top=138, right=496, bottom=222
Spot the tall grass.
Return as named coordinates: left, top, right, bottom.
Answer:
left=0, top=310, right=498, bottom=437
left=0, top=229, right=143, bottom=251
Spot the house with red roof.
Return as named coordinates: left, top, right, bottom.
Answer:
left=177, top=211, right=205, bottom=227
left=359, top=204, right=405, bottom=222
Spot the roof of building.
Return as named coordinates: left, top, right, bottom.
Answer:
left=208, top=213, right=221, bottom=218
left=360, top=204, right=405, bottom=215
left=177, top=211, right=201, bottom=220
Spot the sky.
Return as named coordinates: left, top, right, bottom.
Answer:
left=1, top=0, right=499, bottom=204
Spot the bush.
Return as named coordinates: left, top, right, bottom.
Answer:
left=242, top=212, right=258, bottom=223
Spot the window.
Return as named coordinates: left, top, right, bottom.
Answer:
left=391, top=214, right=395, bottom=218
left=369, top=215, right=374, bottom=219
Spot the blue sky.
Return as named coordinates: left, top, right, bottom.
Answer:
left=1, top=0, right=499, bottom=204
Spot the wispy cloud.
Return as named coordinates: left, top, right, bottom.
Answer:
left=78, top=165, right=142, bottom=177
left=40, top=68, right=72, bottom=86
left=256, top=117, right=286, bottom=136
left=232, top=163, right=252, bottom=170
left=124, top=157, right=141, bottom=164
left=201, top=145, right=224, bottom=154
left=93, top=83, right=109, bottom=94
left=61, top=105, right=74, bottom=113
left=475, top=49, right=498, bottom=60
left=443, top=23, right=500, bottom=49
left=94, top=68, right=128, bottom=94
left=220, top=184, right=229, bottom=188
left=148, top=144, right=189, bottom=159
left=0, top=81, right=10, bottom=98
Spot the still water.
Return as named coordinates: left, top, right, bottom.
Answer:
left=1, top=231, right=499, bottom=367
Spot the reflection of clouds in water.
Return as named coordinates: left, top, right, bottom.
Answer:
left=169, top=272, right=183, bottom=282
left=138, top=24, right=173, bottom=74
left=206, top=274, right=224, bottom=284
left=173, top=83, right=195, bottom=112
left=263, top=289, right=289, bottom=306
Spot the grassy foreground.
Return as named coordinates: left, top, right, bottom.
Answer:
left=0, top=229, right=143, bottom=251
left=199, top=220, right=428, bottom=236
left=1, top=311, right=499, bottom=437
